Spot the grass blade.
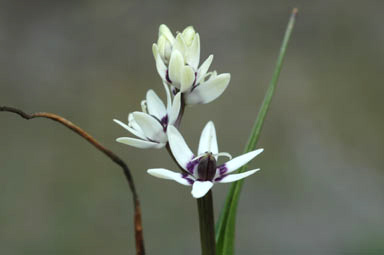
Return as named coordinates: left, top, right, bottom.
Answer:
left=215, top=8, right=298, bottom=255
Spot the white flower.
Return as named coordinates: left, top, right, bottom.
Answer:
left=147, top=121, right=263, bottom=198
left=153, top=24, right=231, bottom=105
left=114, top=84, right=181, bottom=149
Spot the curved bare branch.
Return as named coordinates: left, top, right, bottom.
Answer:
left=0, top=106, right=145, bottom=255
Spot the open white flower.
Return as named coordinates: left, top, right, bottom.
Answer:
left=114, top=84, right=181, bottom=149
left=147, top=122, right=263, bottom=198
left=153, top=24, right=230, bottom=105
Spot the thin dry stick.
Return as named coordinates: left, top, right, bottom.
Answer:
left=0, top=106, right=145, bottom=255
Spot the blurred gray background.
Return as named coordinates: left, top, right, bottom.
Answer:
left=1, top=0, right=383, bottom=254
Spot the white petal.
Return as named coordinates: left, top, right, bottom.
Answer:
left=167, top=125, right=194, bottom=170
left=185, top=73, right=230, bottom=104
left=196, top=55, right=213, bottom=84
left=169, top=92, right=181, bottom=124
left=155, top=55, right=167, bottom=80
left=141, top=100, right=147, bottom=113
left=198, top=121, right=218, bottom=156
left=181, top=26, right=196, bottom=45
left=147, top=168, right=193, bottom=186
left=113, top=119, right=146, bottom=140
left=159, top=24, right=175, bottom=44
left=146, top=90, right=167, bottom=120
left=224, top=149, right=264, bottom=174
left=157, top=36, right=166, bottom=58
left=152, top=43, right=158, bottom=60
left=168, top=50, right=184, bottom=86
left=128, top=113, right=144, bottom=133
left=132, top=112, right=167, bottom=143
left=116, top=137, right=165, bottom=149
left=217, top=169, right=260, bottom=183
left=186, top=33, right=200, bottom=69
left=191, top=181, right=214, bottom=198
left=173, top=34, right=186, bottom=57
left=180, top=65, right=195, bottom=92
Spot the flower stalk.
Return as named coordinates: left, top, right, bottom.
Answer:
left=174, top=94, right=186, bottom=128
left=197, top=191, right=216, bottom=255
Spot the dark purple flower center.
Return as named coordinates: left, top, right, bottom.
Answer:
left=160, top=115, right=169, bottom=132
left=197, top=153, right=217, bottom=181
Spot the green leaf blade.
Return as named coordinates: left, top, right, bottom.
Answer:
left=215, top=8, right=298, bottom=255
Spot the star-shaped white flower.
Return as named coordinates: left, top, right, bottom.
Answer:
left=153, top=24, right=230, bottom=105
left=147, top=121, right=263, bottom=198
left=114, top=84, right=181, bottom=149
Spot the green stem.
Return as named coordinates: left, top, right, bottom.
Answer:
left=197, top=191, right=216, bottom=255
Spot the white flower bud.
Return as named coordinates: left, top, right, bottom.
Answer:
left=159, top=24, right=175, bottom=44
left=182, top=26, right=196, bottom=47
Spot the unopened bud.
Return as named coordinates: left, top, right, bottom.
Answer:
left=182, top=26, right=196, bottom=46
left=159, top=24, right=175, bottom=44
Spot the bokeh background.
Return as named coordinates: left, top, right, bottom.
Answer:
left=1, top=0, right=383, bottom=254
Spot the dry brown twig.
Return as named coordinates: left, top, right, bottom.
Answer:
left=0, top=105, right=145, bottom=255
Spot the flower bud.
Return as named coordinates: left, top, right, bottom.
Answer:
left=182, top=26, right=196, bottom=46
left=197, top=153, right=217, bottom=181
left=157, top=35, right=173, bottom=63
left=159, top=24, right=175, bottom=44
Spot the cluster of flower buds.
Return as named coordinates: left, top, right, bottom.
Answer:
left=115, top=25, right=263, bottom=198
left=153, top=25, right=231, bottom=104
